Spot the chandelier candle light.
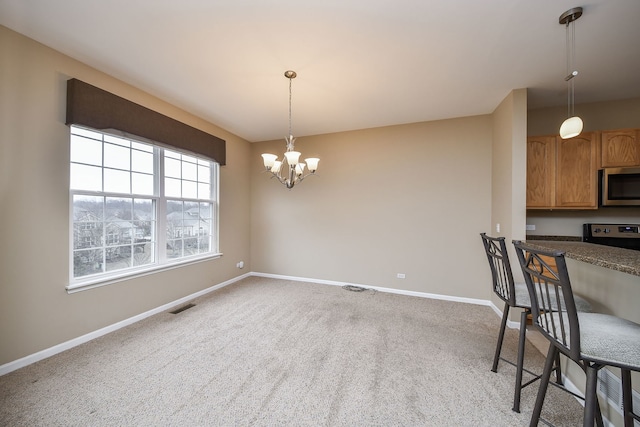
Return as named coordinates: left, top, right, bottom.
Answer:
left=261, top=70, right=319, bottom=189
left=558, top=7, right=583, bottom=139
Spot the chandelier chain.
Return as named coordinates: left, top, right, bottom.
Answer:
left=289, top=76, right=293, bottom=139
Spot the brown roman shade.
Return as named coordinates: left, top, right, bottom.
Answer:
left=66, top=79, right=226, bottom=165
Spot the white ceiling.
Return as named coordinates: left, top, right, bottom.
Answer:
left=1, top=0, right=639, bottom=142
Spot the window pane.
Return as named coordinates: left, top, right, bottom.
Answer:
left=104, top=143, right=130, bottom=170
left=104, top=134, right=130, bottom=147
left=184, top=238, right=197, bottom=256
left=133, top=243, right=153, bottom=266
left=74, top=248, right=104, bottom=277
left=74, top=222, right=103, bottom=250
left=184, top=201, right=198, bottom=212
left=165, top=157, right=181, bottom=178
left=198, top=165, right=210, bottom=183
left=106, top=246, right=131, bottom=271
left=167, top=239, right=182, bottom=258
left=182, top=161, right=197, bottom=181
left=198, top=236, right=210, bottom=252
left=72, top=127, right=102, bottom=140
left=132, top=149, right=153, bottom=174
left=132, top=172, right=154, bottom=195
left=71, top=135, right=102, bottom=165
left=134, top=199, right=154, bottom=221
left=71, top=163, right=102, bottom=191
left=165, top=177, right=181, bottom=197
left=73, top=195, right=104, bottom=221
left=182, top=154, right=197, bottom=163
left=166, top=200, right=183, bottom=239
left=104, top=169, right=131, bottom=194
left=199, top=203, right=212, bottom=219
left=106, top=221, right=132, bottom=246
left=182, top=180, right=197, bottom=199
left=133, top=220, right=153, bottom=242
left=198, top=183, right=210, bottom=199
left=165, top=149, right=180, bottom=159
left=106, top=197, right=133, bottom=219
left=132, top=141, right=153, bottom=152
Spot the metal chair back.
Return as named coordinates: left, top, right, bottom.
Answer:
left=512, top=241, right=582, bottom=363
left=480, top=233, right=516, bottom=306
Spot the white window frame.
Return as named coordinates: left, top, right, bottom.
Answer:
left=68, top=126, right=221, bottom=293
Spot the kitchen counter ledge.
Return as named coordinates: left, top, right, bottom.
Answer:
left=522, top=240, right=640, bottom=278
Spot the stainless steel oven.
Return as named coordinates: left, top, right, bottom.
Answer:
left=583, top=223, right=640, bottom=251
left=602, top=167, right=640, bottom=206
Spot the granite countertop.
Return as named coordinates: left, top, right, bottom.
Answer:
left=523, top=239, right=640, bottom=277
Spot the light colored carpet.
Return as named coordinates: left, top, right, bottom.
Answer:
left=0, top=277, right=584, bottom=426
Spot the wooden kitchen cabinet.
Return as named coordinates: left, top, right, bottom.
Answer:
left=600, top=129, right=640, bottom=168
left=526, top=136, right=556, bottom=208
left=526, top=132, right=598, bottom=209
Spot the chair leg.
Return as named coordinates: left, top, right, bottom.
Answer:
left=621, top=369, right=635, bottom=427
left=553, top=351, right=563, bottom=385
left=513, top=309, right=528, bottom=413
left=530, top=344, right=557, bottom=427
left=583, top=364, right=601, bottom=427
left=492, top=302, right=510, bottom=373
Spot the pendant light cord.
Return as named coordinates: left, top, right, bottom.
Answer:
left=566, top=19, right=576, bottom=118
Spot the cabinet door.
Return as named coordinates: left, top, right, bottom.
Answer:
left=526, top=136, right=556, bottom=208
left=601, top=129, right=640, bottom=168
left=556, top=132, right=598, bottom=208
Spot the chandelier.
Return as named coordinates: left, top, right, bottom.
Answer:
left=558, top=7, right=583, bottom=139
left=261, top=70, right=319, bottom=189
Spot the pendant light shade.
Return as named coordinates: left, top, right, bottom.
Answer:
left=559, top=116, right=583, bottom=139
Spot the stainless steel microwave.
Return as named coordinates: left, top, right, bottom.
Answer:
left=602, top=167, right=640, bottom=206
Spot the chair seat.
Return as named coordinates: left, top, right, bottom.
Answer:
left=514, top=282, right=592, bottom=312
left=578, top=312, right=640, bottom=370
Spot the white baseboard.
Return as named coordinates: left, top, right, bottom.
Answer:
left=0, top=272, right=251, bottom=377
left=252, top=271, right=494, bottom=306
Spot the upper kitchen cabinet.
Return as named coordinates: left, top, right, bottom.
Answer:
left=526, top=135, right=556, bottom=208
left=600, top=129, right=640, bottom=168
left=526, top=132, right=598, bottom=210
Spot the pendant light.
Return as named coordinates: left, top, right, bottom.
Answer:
left=559, top=7, right=583, bottom=139
left=261, top=70, right=319, bottom=189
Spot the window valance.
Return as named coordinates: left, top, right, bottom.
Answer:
left=66, top=79, right=226, bottom=165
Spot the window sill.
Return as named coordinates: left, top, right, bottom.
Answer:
left=66, top=252, right=223, bottom=294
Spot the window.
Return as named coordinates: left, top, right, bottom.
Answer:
left=69, top=126, right=219, bottom=287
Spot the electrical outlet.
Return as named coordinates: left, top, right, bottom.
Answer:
left=526, top=224, right=536, bottom=231
left=496, top=223, right=501, bottom=233
left=397, top=273, right=406, bottom=279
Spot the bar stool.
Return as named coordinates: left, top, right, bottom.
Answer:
left=513, top=241, right=640, bottom=427
left=480, top=233, right=591, bottom=413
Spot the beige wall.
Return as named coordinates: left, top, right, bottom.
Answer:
left=528, top=96, right=640, bottom=136
left=526, top=97, right=640, bottom=235
left=251, top=116, right=496, bottom=300
left=0, top=26, right=252, bottom=365
left=490, top=89, right=528, bottom=289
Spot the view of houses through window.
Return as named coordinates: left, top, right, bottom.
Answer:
left=70, top=126, right=219, bottom=283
